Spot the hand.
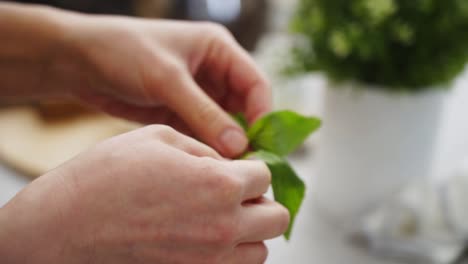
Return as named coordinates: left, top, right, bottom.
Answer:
left=54, top=14, right=271, bottom=157
left=0, top=4, right=271, bottom=156
left=0, top=125, right=289, bottom=264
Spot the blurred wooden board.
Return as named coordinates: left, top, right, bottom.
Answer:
left=133, top=0, right=170, bottom=18
left=0, top=106, right=138, bottom=178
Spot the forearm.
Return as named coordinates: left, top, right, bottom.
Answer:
left=0, top=2, right=75, bottom=101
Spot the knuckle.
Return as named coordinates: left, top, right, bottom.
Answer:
left=202, top=256, right=221, bottom=264
left=195, top=146, right=222, bottom=160
left=204, top=147, right=221, bottom=158
left=203, top=253, right=226, bottom=264
left=210, top=218, right=239, bottom=247
left=146, top=124, right=178, bottom=141
left=223, top=171, right=243, bottom=191
left=256, top=243, right=269, bottom=264
left=218, top=174, right=243, bottom=203
left=200, top=22, right=232, bottom=38
left=196, top=157, right=218, bottom=175
left=142, top=55, right=184, bottom=91
left=162, top=57, right=184, bottom=76
left=197, top=159, right=243, bottom=204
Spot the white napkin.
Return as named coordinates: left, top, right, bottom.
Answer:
left=354, top=158, right=468, bottom=264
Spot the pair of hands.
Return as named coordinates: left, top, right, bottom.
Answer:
left=0, top=4, right=288, bottom=264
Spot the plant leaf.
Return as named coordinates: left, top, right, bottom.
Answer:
left=232, top=113, right=249, bottom=132
left=247, top=150, right=306, bottom=240
left=231, top=110, right=320, bottom=240
left=248, top=110, right=321, bottom=156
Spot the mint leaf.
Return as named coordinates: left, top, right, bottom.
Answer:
left=232, top=112, right=249, bottom=131
left=248, top=150, right=306, bottom=240
left=232, top=110, right=320, bottom=239
left=247, top=110, right=321, bottom=156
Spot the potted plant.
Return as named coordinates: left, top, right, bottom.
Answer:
left=289, top=0, right=468, bottom=225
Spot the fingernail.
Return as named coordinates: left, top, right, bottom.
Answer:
left=219, top=128, right=248, bottom=156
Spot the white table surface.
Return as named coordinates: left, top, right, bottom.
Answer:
left=1, top=73, right=468, bottom=264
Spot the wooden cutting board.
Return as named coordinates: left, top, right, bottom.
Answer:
left=0, top=106, right=138, bottom=178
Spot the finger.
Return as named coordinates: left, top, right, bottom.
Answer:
left=219, top=90, right=245, bottom=116
left=149, top=125, right=222, bottom=159
left=226, top=46, right=272, bottom=123
left=172, top=133, right=222, bottom=159
left=195, top=68, right=228, bottom=102
left=81, top=93, right=172, bottom=124
left=81, top=94, right=196, bottom=135
left=197, top=30, right=272, bottom=123
left=204, top=84, right=227, bottom=102
left=226, top=242, right=268, bottom=264
left=239, top=197, right=290, bottom=242
left=197, top=77, right=246, bottom=121
left=161, top=73, right=248, bottom=158
left=162, top=109, right=194, bottom=137
left=228, top=160, right=271, bottom=201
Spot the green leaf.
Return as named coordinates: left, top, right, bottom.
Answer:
left=247, top=110, right=321, bottom=156
left=247, top=150, right=306, bottom=240
left=231, top=110, right=321, bottom=240
left=232, top=113, right=249, bottom=132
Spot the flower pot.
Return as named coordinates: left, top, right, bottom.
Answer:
left=314, top=82, right=448, bottom=227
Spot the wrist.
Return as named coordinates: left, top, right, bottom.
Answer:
left=31, top=4, right=88, bottom=99
left=0, top=3, right=85, bottom=99
left=42, top=7, right=92, bottom=99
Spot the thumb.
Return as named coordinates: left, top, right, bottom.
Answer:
left=161, top=73, right=248, bottom=157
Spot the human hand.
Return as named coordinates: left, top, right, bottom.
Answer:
left=0, top=125, right=289, bottom=264
left=0, top=4, right=270, bottom=157
left=54, top=15, right=271, bottom=157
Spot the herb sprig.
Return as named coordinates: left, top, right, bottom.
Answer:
left=234, top=110, right=321, bottom=239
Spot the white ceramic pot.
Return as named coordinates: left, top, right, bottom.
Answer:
left=314, top=82, right=449, bottom=227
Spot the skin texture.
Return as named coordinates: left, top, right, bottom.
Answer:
left=0, top=126, right=290, bottom=264
left=0, top=3, right=272, bottom=157
left=0, top=3, right=285, bottom=264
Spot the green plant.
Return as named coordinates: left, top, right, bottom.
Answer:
left=289, top=0, right=468, bottom=91
left=234, top=111, right=321, bottom=239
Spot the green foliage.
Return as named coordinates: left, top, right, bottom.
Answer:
left=248, top=110, right=322, bottom=156
left=232, top=112, right=249, bottom=131
left=248, top=151, right=306, bottom=240
left=235, top=111, right=321, bottom=239
left=290, top=0, right=468, bottom=90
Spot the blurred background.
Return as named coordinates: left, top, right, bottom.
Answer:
left=1, top=1, right=468, bottom=263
